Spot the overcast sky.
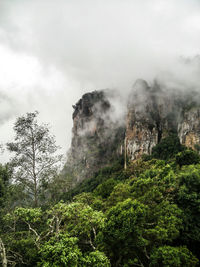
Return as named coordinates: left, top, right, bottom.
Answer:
left=0, top=0, right=200, bottom=162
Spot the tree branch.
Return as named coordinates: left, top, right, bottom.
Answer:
left=25, top=222, right=40, bottom=249
left=0, top=237, right=7, bottom=267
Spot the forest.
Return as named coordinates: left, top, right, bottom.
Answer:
left=0, top=112, right=200, bottom=267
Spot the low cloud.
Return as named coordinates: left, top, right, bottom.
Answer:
left=0, top=0, right=200, bottom=162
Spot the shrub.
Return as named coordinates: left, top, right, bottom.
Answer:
left=151, top=134, right=184, bottom=160
left=175, top=149, right=200, bottom=167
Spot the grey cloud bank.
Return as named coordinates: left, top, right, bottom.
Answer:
left=0, top=0, right=200, bottom=162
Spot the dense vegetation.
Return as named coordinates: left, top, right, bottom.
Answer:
left=0, top=117, right=200, bottom=266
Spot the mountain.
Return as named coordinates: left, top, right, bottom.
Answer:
left=2, top=79, right=200, bottom=267
left=63, top=79, right=200, bottom=185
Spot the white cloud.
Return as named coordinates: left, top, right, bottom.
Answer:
left=0, top=0, right=200, bottom=162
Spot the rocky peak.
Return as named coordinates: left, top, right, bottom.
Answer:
left=125, top=80, right=179, bottom=160
left=125, top=80, right=200, bottom=160
left=72, top=91, right=111, bottom=138
left=72, top=91, right=110, bottom=120
left=63, top=90, right=125, bottom=184
left=64, top=80, right=200, bottom=184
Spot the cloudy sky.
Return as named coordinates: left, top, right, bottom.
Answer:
left=0, top=0, right=200, bottom=162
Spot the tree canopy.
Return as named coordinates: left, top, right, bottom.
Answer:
left=0, top=116, right=199, bottom=266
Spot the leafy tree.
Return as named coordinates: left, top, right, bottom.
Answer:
left=106, top=182, right=131, bottom=207
left=102, top=198, right=148, bottom=265
left=82, top=250, right=111, bottom=267
left=100, top=160, right=187, bottom=266
left=175, top=165, right=200, bottom=258
left=47, top=201, right=105, bottom=251
left=73, top=192, right=104, bottom=211
left=7, top=111, right=62, bottom=206
left=175, top=149, right=200, bottom=167
left=38, top=234, right=82, bottom=267
left=151, top=133, right=184, bottom=160
left=2, top=207, right=43, bottom=266
left=150, top=246, right=198, bottom=267
left=39, top=234, right=110, bottom=267
left=94, top=178, right=118, bottom=199
left=1, top=131, right=200, bottom=266
left=0, top=164, right=11, bottom=208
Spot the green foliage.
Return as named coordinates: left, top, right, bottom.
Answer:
left=39, top=234, right=111, bottom=267
left=14, top=207, right=42, bottom=223
left=151, top=133, right=184, bottom=160
left=142, top=153, right=153, bottom=161
left=94, top=178, right=118, bottom=198
left=82, top=250, right=111, bottom=267
left=150, top=246, right=198, bottom=267
left=8, top=237, right=39, bottom=266
left=175, top=165, right=200, bottom=257
left=63, top=157, right=125, bottom=200
left=1, top=132, right=200, bottom=266
left=145, top=201, right=182, bottom=242
left=38, top=234, right=82, bottom=267
left=0, top=164, right=11, bottom=207
left=102, top=198, right=148, bottom=265
left=107, top=182, right=131, bottom=207
left=176, top=149, right=200, bottom=166
left=194, top=143, right=200, bottom=152
left=104, top=198, right=147, bottom=243
left=73, top=192, right=104, bottom=211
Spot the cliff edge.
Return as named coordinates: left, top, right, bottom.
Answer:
left=63, top=80, right=200, bottom=185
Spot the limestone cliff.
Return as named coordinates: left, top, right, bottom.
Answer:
left=125, top=80, right=200, bottom=160
left=63, top=90, right=125, bottom=184
left=64, top=80, right=200, bottom=184
left=178, top=107, right=200, bottom=150
left=125, top=80, right=180, bottom=160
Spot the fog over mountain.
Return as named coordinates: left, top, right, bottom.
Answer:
left=0, top=0, right=200, bottom=162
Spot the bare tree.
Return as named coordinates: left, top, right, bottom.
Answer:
left=7, top=111, right=62, bottom=206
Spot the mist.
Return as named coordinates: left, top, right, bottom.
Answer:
left=0, top=0, right=200, bottom=162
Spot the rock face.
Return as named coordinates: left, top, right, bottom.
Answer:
left=178, top=108, right=200, bottom=150
left=64, top=80, right=200, bottom=184
left=63, top=90, right=125, bottom=184
left=125, top=80, right=181, bottom=160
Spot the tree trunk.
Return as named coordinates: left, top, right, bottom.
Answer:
left=33, top=173, right=38, bottom=207
left=124, top=137, right=127, bottom=170
left=31, top=130, right=38, bottom=207
left=0, top=237, right=7, bottom=267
